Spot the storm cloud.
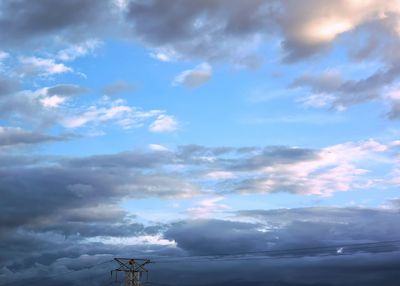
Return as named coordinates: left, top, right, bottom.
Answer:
left=2, top=206, right=399, bottom=286
left=0, top=127, right=71, bottom=147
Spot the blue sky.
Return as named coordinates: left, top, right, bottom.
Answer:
left=10, top=33, right=398, bottom=214
left=1, top=1, right=400, bottom=286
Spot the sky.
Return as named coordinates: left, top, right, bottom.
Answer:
left=1, top=1, right=400, bottom=285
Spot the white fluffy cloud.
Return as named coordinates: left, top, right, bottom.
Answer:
left=235, top=139, right=392, bottom=196
left=173, top=63, right=212, bottom=88
left=149, top=144, right=169, bottom=151
left=62, top=98, right=170, bottom=131
left=62, top=105, right=132, bottom=128
left=18, top=57, right=72, bottom=77
left=0, top=51, right=9, bottom=61
left=57, top=39, right=102, bottom=62
left=149, top=114, right=179, bottom=132
left=187, top=196, right=229, bottom=218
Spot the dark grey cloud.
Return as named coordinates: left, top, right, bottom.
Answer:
left=125, top=0, right=276, bottom=63
left=293, top=64, right=400, bottom=118
left=164, top=219, right=267, bottom=255
left=347, top=15, right=400, bottom=64
left=31, top=221, right=145, bottom=238
left=0, top=77, right=19, bottom=96
left=236, top=207, right=400, bottom=243
left=0, top=91, right=59, bottom=129
left=0, top=199, right=400, bottom=286
left=0, top=83, right=85, bottom=130
left=65, top=150, right=174, bottom=169
left=0, top=142, right=392, bottom=238
left=387, top=198, right=400, bottom=208
left=0, top=144, right=309, bottom=236
left=173, top=145, right=318, bottom=174
left=0, top=164, right=198, bottom=235
left=231, top=146, right=316, bottom=171
left=0, top=127, right=70, bottom=147
left=123, top=0, right=400, bottom=65
left=0, top=0, right=117, bottom=49
left=292, top=72, right=343, bottom=95
left=167, top=208, right=400, bottom=256
left=0, top=144, right=398, bottom=285
left=155, top=208, right=400, bottom=286
left=1, top=0, right=399, bottom=68
left=102, top=80, right=136, bottom=96
left=2, top=206, right=400, bottom=286
left=386, top=98, right=400, bottom=120
left=337, top=64, right=400, bottom=107
left=45, top=84, right=88, bottom=97
left=0, top=154, right=53, bottom=167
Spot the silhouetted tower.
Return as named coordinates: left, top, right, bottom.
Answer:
left=111, top=258, right=151, bottom=286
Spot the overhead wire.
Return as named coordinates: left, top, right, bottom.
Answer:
left=149, top=240, right=400, bottom=263
left=3, top=240, right=400, bottom=285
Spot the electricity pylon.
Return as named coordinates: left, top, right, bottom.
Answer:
left=111, top=258, right=151, bottom=286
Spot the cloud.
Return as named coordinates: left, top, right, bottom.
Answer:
left=0, top=51, right=9, bottom=61
left=277, top=0, right=390, bottom=61
left=0, top=89, right=59, bottom=129
left=64, top=140, right=399, bottom=198
left=0, top=83, right=176, bottom=133
left=65, top=150, right=174, bottom=169
left=149, top=114, right=179, bottom=132
left=231, top=140, right=391, bottom=196
left=385, top=89, right=400, bottom=119
left=294, top=65, right=400, bottom=117
left=2, top=206, right=400, bottom=285
left=37, top=84, right=89, bottom=108
left=166, top=208, right=400, bottom=256
left=186, top=196, right=229, bottom=218
left=149, top=144, right=169, bottom=152
left=18, top=57, right=72, bottom=77
left=0, top=0, right=117, bottom=49
left=0, top=141, right=399, bottom=285
left=173, top=63, right=212, bottom=88
left=102, top=80, right=136, bottom=96
left=205, top=171, right=235, bottom=180
left=8, top=140, right=392, bottom=236
left=0, top=127, right=70, bottom=147
left=159, top=208, right=400, bottom=285
left=62, top=104, right=133, bottom=128
left=57, top=39, right=102, bottom=61
left=0, top=152, right=200, bottom=235
left=62, top=98, right=168, bottom=131
left=150, top=51, right=174, bottom=62
left=0, top=84, right=88, bottom=129
left=0, top=77, right=19, bottom=96
left=44, top=84, right=88, bottom=97
left=124, top=0, right=400, bottom=65
left=2, top=0, right=400, bottom=118
left=125, top=0, right=271, bottom=63
left=230, top=146, right=317, bottom=171
left=36, top=139, right=398, bottom=198
left=1, top=0, right=400, bottom=67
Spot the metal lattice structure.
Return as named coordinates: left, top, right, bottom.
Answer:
left=111, top=258, right=151, bottom=286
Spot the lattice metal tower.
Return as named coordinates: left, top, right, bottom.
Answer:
left=111, top=258, right=151, bottom=286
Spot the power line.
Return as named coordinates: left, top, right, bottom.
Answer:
left=3, top=240, right=400, bottom=285
left=150, top=240, right=400, bottom=263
